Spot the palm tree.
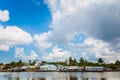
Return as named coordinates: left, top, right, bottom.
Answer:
left=98, top=58, right=104, bottom=64
left=79, top=57, right=84, bottom=66
left=29, top=60, right=31, bottom=66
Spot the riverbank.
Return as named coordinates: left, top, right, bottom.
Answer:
left=0, top=72, right=120, bottom=80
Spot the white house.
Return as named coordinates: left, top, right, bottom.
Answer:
left=60, top=66, right=80, bottom=72
left=34, top=60, right=41, bottom=67
left=38, top=64, right=57, bottom=71
left=85, top=66, right=104, bottom=72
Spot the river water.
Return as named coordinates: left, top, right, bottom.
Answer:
left=0, top=72, right=120, bottom=80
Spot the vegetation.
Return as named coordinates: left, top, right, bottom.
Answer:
left=0, top=57, right=120, bottom=70
left=0, top=60, right=36, bottom=70
left=49, top=57, right=120, bottom=70
left=98, top=58, right=104, bottom=64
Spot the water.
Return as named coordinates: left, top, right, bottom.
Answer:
left=0, top=72, right=120, bottom=80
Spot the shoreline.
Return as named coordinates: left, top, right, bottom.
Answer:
left=1, top=70, right=119, bottom=72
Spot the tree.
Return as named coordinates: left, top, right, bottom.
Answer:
left=79, top=57, right=84, bottom=66
left=69, top=57, right=73, bottom=66
left=17, top=60, right=24, bottom=67
left=29, top=60, right=31, bottom=65
left=32, top=60, right=36, bottom=66
left=98, top=58, right=104, bottom=64
left=68, top=57, right=78, bottom=66
left=73, top=59, right=78, bottom=66
left=115, top=60, right=120, bottom=66
left=0, top=63, right=3, bottom=65
left=10, top=61, right=16, bottom=68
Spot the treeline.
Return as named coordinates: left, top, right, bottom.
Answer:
left=50, top=57, right=120, bottom=70
left=0, top=60, right=35, bottom=70
left=0, top=57, right=120, bottom=70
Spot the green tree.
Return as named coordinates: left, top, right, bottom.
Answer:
left=17, top=60, right=24, bottom=67
left=68, top=57, right=78, bottom=66
left=98, top=58, right=104, bottom=64
left=10, top=61, right=16, bottom=68
left=29, top=60, right=31, bottom=65
left=79, top=57, right=84, bottom=66
left=31, top=60, right=36, bottom=66
left=115, top=60, right=120, bottom=66
left=0, top=63, right=3, bottom=65
left=69, top=57, right=73, bottom=66
left=73, top=59, right=78, bottom=66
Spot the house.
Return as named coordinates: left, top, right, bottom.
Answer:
left=10, top=67, right=20, bottom=72
left=0, top=65, right=5, bottom=71
left=19, top=66, right=36, bottom=72
left=67, top=66, right=79, bottom=71
left=37, top=64, right=57, bottom=71
left=85, top=66, right=104, bottom=72
left=34, top=60, right=41, bottom=67
left=60, top=66, right=68, bottom=72
left=60, top=66, right=80, bottom=72
left=79, top=66, right=84, bottom=72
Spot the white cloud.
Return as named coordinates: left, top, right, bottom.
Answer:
left=43, top=0, right=120, bottom=63
left=34, top=31, right=52, bottom=53
left=67, top=37, right=118, bottom=63
left=14, top=47, right=38, bottom=60
left=0, top=25, right=33, bottom=51
left=42, top=46, right=71, bottom=61
left=14, top=47, right=25, bottom=58
left=0, top=10, right=9, bottom=22
left=34, top=32, right=72, bottom=61
left=82, top=38, right=117, bottom=63
left=45, top=0, right=120, bottom=43
left=27, top=50, right=38, bottom=60
left=0, top=44, right=10, bottom=52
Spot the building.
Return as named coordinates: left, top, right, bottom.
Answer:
left=37, top=64, right=57, bottom=71
left=85, top=66, right=104, bottom=72
left=60, top=66, right=80, bottom=72
left=0, top=65, right=5, bottom=71
left=34, top=60, right=41, bottom=67
left=67, top=66, right=79, bottom=71
left=10, top=67, right=20, bottom=72
left=19, top=66, right=36, bottom=72
left=79, top=66, right=84, bottom=71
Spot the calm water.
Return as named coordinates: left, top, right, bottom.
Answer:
left=0, top=72, right=120, bottom=80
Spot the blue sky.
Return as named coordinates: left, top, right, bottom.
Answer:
left=0, top=0, right=51, bottom=63
left=0, top=0, right=51, bottom=34
left=0, top=0, right=120, bottom=63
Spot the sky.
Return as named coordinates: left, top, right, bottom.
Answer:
left=0, top=0, right=120, bottom=63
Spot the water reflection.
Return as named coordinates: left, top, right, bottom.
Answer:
left=7, top=77, right=106, bottom=80
left=1, top=72, right=120, bottom=80
left=7, top=76, right=106, bottom=80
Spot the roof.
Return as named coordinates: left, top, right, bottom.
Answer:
left=40, top=64, right=57, bottom=69
left=85, top=66, right=103, bottom=68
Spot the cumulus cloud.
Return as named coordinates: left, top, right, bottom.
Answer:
left=27, top=50, right=38, bottom=60
left=0, top=25, right=33, bottom=51
left=83, top=38, right=117, bottom=63
left=14, top=47, right=25, bottom=58
left=34, top=31, right=52, bottom=53
left=33, top=32, right=72, bottom=61
left=42, top=46, right=71, bottom=61
left=0, top=10, right=9, bottom=22
left=42, top=0, right=120, bottom=62
left=14, top=47, right=38, bottom=60
left=68, top=36, right=117, bottom=63
left=45, top=0, right=120, bottom=43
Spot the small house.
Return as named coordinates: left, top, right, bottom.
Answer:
left=85, top=66, right=104, bottom=72
left=37, top=64, right=57, bottom=71
left=60, top=66, right=79, bottom=72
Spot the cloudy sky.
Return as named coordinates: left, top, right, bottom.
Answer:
left=0, top=0, right=120, bottom=63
